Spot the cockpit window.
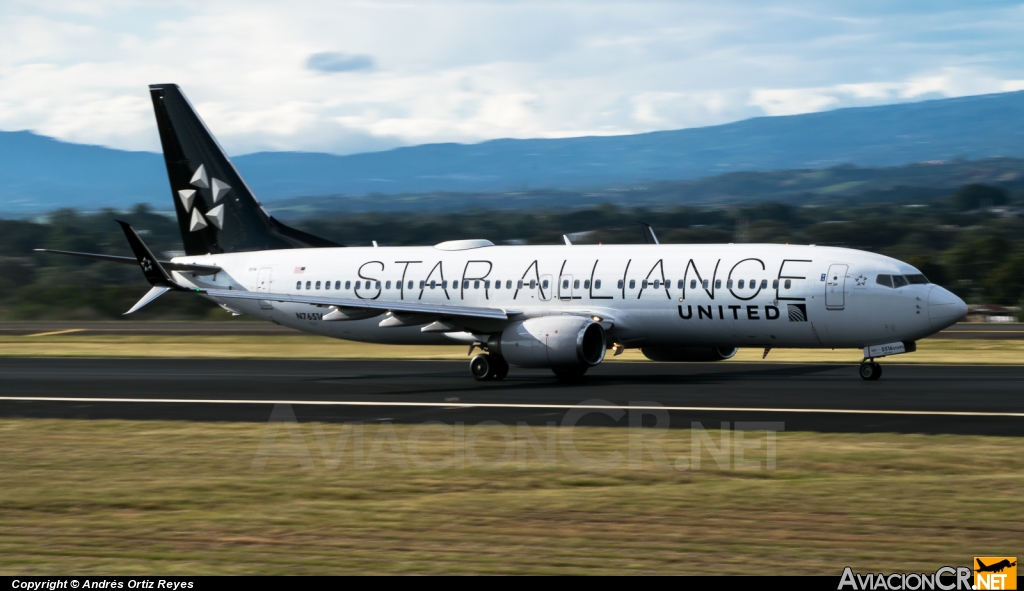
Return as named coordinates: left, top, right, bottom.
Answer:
left=877, top=273, right=929, bottom=288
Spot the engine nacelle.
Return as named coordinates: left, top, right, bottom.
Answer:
left=495, top=316, right=606, bottom=368
left=640, top=346, right=738, bottom=362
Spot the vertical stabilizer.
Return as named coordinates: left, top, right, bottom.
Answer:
left=148, top=84, right=340, bottom=255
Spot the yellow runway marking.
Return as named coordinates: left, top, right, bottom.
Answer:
left=24, top=329, right=85, bottom=337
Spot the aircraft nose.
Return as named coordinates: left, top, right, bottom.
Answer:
left=928, top=285, right=968, bottom=331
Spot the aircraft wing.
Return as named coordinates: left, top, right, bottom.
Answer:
left=35, top=249, right=222, bottom=275
left=201, top=288, right=517, bottom=321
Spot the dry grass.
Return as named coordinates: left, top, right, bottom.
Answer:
left=1, top=332, right=1023, bottom=364
left=0, top=419, right=1021, bottom=574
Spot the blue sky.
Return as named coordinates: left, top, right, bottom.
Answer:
left=1, top=1, right=1022, bottom=155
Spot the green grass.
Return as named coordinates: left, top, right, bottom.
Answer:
left=0, top=419, right=1021, bottom=574
left=2, top=332, right=1024, bottom=364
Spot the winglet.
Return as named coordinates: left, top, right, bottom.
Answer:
left=116, top=220, right=179, bottom=288
left=640, top=222, right=660, bottom=245
left=125, top=286, right=171, bottom=315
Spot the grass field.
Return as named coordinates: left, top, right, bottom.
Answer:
left=0, top=419, right=1020, bottom=575
left=3, top=331, right=1024, bottom=364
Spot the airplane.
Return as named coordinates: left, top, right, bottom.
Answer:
left=37, top=84, right=969, bottom=381
left=976, top=558, right=1016, bottom=573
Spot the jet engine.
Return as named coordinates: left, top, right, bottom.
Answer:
left=640, top=346, right=738, bottom=362
left=495, top=316, right=606, bottom=369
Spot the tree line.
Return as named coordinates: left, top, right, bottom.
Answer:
left=0, top=184, right=1021, bottom=320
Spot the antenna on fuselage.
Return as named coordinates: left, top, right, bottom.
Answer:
left=639, top=222, right=659, bottom=245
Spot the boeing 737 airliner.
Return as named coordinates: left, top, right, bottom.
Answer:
left=39, top=84, right=968, bottom=381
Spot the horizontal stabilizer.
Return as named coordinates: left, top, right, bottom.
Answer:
left=35, top=249, right=221, bottom=275
left=125, top=286, right=171, bottom=315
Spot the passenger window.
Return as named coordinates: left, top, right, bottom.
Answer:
left=583, top=280, right=590, bottom=289
left=306, top=281, right=311, bottom=290
left=335, top=281, right=340, bottom=290
left=715, top=280, right=722, bottom=289
left=296, top=281, right=301, bottom=290
left=703, top=279, right=709, bottom=289
left=315, top=281, right=321, bottom=290
left=407, top=281, right=413, bottom=289
left=529, top=279, right=537, bottom=289
left=690, top=279, right=697, bottom=289
left=518, top=280, right=524, bottom=289
left=430, top=280, right=436, bottom=289
left=384, top=281, right=390, bottom=290
left=642, top=280, right=648, bottom=289
left=738, top=280, right=744, bottom=289
left=760, top=280, right=768, bottom=289
left=893, top=275, right=909, bottom=288
left=677, top=280, right=683, bottom=289
left=542, top=279, right=549, bottom=289
left=750, top=279, right=756, bottom=289
left=485, top=280, right=491, bottom=289
left=563, top=280, right=569, bottom=289
left=419, top=280, right=425, bottom=289
left=494, top=281, right=500, bottom=290
left=375, top=281, right=381, bottom=289
left=618, top=280, right=624, bottom=289
left=784, top=279, right=791, bottom=289
left=727, top=280, right=733, bottom=288
left=574, top=279, right=580, bottom=289
left=772, top=280, right=778, bottom=289
left=506, top=280, right=512, bottom=289
left=629, top=280, right=636, bottom=289
left=442, top=280, right=448, bottom=289
left=325, top=281, right=331, bottom=290
left=595, top=280, right=601, bottom=289
left=345, top=281, right=351, bottom=289
left=474, top=280, right=480, bottom=289
left=653, top=280, right=660, bottom=289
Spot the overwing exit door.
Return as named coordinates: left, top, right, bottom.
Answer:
left=559, top=275, right=574, bottom=300
left=825, top=264, right=848, bottom=310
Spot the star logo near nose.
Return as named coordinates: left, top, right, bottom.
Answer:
left=854, top=274, right=867, bottom=286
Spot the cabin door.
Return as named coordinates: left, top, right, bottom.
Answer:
left=825, top=264, right=848, bottom=310
left=256, top=267, right=274, bottom=310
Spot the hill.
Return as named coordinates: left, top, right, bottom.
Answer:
left=1, top=91, right=1024, bottom=215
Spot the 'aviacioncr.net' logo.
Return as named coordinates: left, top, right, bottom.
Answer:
left=974, top=557, right=1017, bottom=590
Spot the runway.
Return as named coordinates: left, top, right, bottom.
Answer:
left=1, top=358, right=1022, bottom=436
left=1, top=321, right=1021, bottom=338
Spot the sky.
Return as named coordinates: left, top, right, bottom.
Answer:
left=1, top=0, right=1023, bottom=155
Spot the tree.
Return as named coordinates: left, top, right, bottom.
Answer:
left=953, top=184, right=1009, bottom=211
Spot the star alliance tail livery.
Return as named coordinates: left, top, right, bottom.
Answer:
left=39, top=84, right=968, bottom=381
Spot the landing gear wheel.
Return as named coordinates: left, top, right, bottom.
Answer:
left=491, top=355, right=509, bottom=381
left=470, top=354, right=493, bottom=381
left=859, top=362, right=882, bottom=381
left=552, top=365, right=588, bottom=381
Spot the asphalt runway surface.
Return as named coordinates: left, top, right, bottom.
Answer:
left=1, top=358, right=1022, bottom=436
left=1, top=321, right=1022, bottom=339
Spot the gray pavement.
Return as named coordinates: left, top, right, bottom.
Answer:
left=1, top=358, right=1021, bottom=436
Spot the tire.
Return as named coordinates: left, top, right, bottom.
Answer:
left=491, top=355, right=509, bottom=381
left=859, top=362, right=882, bottom=381
left=470, top=354, right=493, bottom=381
left=552, top=365, right=587, bottom=381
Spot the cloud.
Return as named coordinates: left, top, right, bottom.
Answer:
left=1, top=1, right=1023, bottom=155
left=306, top=52, right=375, bottom=73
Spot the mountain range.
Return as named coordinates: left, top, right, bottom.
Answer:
left=2, top=90, right=1024, bottom=215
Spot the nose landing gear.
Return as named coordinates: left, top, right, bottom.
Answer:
left=859, top=361, right=882, bottom=381
left=470, top=353, right=509, bottom=381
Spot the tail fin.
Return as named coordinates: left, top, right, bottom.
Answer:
left=148, top=84, right=341, bottom=255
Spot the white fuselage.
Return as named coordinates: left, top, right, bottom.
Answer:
left=170, top=242, right=965, bottom=350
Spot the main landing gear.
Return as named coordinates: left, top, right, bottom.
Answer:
left=470, top=353, right=509, bottom=381
left=859, top=361, right=882, bottom=381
